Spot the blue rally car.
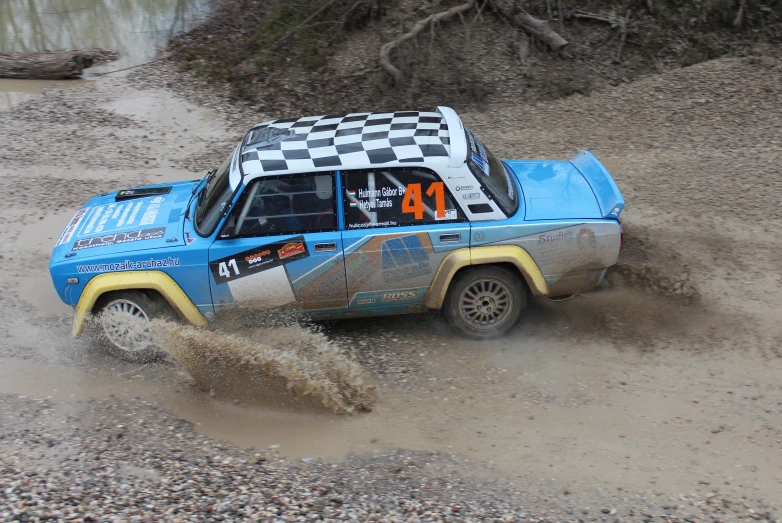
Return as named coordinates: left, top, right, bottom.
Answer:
left=50, top=107, right=624, bottom=362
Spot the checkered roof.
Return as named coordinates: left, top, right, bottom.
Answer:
left=239, top=111, right=452, bottom=178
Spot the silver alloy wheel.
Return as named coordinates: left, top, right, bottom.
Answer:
left=99, top=299, right=154, bottom=353
left=458, top=278, right=513, bottom=330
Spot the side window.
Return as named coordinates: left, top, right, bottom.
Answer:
left=219, top=173, right=336, bottom=238
left=343, top=168, right=465, bottom=230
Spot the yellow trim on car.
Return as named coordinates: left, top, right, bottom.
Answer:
left=425, top=249, right=471, bottom=309
left=424, top=245, right=549, bottom=309
left=72, top=271, right=208, bottom=337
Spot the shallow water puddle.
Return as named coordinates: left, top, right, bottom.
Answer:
left=0, top=78, right=87, bottom=110
left=0, top=0, right=209, bottom=73
left=0, top=356, right=430, bottom=460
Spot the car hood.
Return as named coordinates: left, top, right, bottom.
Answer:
left=51, top=180, right=199, bottom=262
left=503, top=160, right=602, bottom=220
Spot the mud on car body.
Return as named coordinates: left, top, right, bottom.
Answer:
left=49, top=106, right=625, bottom=362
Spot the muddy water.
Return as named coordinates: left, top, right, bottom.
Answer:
left=0, top=0, right=208, bottom=109
left=0, top=0, right=208, bottom=71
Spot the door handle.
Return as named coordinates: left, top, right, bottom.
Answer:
left=439, top=233, right=461, bottom=243
left=314, top=242, right=337, bottom=252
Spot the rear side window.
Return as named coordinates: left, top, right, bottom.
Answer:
left=219, top=173, right=336, bottom=238
left=343, top=167, right=465, bottom=229
left=464, top=127, right=518, bottom=216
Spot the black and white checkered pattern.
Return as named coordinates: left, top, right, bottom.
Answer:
left=240, top=111, right=451, bottom=174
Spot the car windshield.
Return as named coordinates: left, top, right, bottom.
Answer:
left=194, top=151, right=235, bottom=237
left=464, top=127, right=518, bottom=216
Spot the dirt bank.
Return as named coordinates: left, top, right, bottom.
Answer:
left=1, top=49, right=781, bottom=519
left=169, top=0, right=782, bottom=114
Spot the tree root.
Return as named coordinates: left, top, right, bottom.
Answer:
left=733, top=0, right=746, bottom=28
left=379, top=0, right=476, bottom=83
left=614, top=9, right=632, bottom=63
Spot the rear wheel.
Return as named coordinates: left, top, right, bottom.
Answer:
left=444, top=266, right=526, bottom=339
left=93, top=290, right=170, bottom=363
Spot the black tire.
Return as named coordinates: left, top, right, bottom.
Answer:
left=444, top=266, right=526, bottom=339
left=93, top=290, right=172, bottom=363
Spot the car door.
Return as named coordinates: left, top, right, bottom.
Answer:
left=340, top=167, right=470, bottom=310
left=207, top=172, right=348, bottom=312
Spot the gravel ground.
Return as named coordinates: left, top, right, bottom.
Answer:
left=2, top=393, right=778, bottom=523
left=0, top=394, right=527, bottom=522
left=1, top=47, right=781, bottom=522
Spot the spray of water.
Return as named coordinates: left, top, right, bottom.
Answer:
left=151, top=318, right=376, bottom=414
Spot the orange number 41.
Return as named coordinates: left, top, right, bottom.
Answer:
left=402, top=182, right=446, bottom=220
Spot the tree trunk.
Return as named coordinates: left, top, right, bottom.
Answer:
left=487, top=0, right=568, bottom=50
left=0, top=50, right=118, bottom=80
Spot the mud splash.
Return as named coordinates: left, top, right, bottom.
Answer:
left=153, top=319, right=376, bottom=415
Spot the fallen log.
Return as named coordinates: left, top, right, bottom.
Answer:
left=487, top=0, right=568, bottom=50
left=0, top=49, right=118, bottom=80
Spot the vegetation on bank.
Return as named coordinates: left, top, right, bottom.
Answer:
left=169, top=0, right=780, bottom=114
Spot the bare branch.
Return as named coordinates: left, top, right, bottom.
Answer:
left=734, top=0, right=746, bottom=28
left=379, top=0, right=476, bottom=83
left=263, top=0, right=344, bottom=55
left=571, top=11, right=613, bottom=24
left=614, top=9, right=631, bottom=63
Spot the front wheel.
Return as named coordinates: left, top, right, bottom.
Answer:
left=93, top=290, right=170, bottom=363
left=444, top=266, right=526, bottom=339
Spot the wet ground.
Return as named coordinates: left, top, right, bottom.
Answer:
left=0, top=0, right=207, bottom=110
left=1, top=38, right=781, bottom=520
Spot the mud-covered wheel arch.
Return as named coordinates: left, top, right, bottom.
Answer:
left=91, top=289, right=175, bottom=363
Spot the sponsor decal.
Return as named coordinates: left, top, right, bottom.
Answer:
left=462, top=192, right=480, bottom=200
left=127, top=201, right=143, bottom=226
left=382, top=291, right=417, bottom=302
left=139, top=196, right=164, bottom=226
left=278, top=242, right=306, bottom=260
left=347, top=220, right=397, bottom=229
left=246, top=249, right=272, bottom=265
left=538, top=230, right=574, bottom=244
left=343, top=248, right=375, bottom=292
left=116, top=204, right=132, bottom=228
left=82, top=207, right=103, bottom=236
left=454, top=185, right=474, bottom=192
left=72, top=227, right=166, bottom=251
left=76, top=257, right=180, bottom=274
left=210, top=236, right=310, bottom=285
left=434, top=208, right=458, bottom=221
left=357, top=298, right=376, bottom=305
left=381, top=234, right=432, bottom=283
left=465, top=128, right=490, bottom=176
left=95, top=203, right=119, bottom=233
left=55, top=208, right=89, bottom=247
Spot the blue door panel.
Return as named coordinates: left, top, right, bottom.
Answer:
left=207, top=232, right=348, bottom=312
left=341, top=222, right=469, bottom=308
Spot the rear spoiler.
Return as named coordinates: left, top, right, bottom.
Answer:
left=570, top=150, right=625, bottom=219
